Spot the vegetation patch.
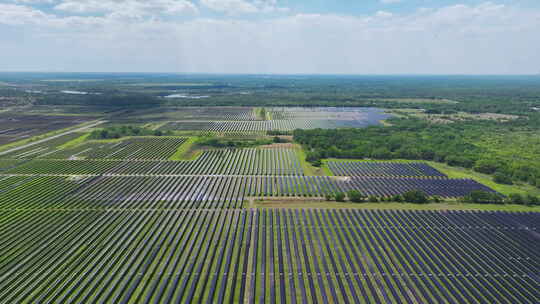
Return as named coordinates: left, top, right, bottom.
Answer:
left=368, top=98, right=458, bottom=104
left=57, top=133, right=90, bottom=149
left=427, top=161, right=540, bottom=196
left=195, top=136, right=273, bottom=149
left=294, top=144, right=326, bottom=176
left=295, top=115, right=540, bottom=189
left=88, top=125, right=172, bottom=139
left=169, top=137, right=200, bottom=160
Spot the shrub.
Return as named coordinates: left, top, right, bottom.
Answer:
left=367, top=195, right=379, bottom=202
left=273, top=136, right=285, bottom=143
left=347, top=190, right=365, bottom=203
left=391, top=194, right=403, bottom=202
left=473, top=159, right=500, bottom=174
left=334, top=192, right=346, bottom=202
left=493, top=172, right=513, bottom=185
left=525, top=194, right=540, bottom=205
left=325, top=193, right=334, bottom=201
left=461, top=190, right=503, bottom=204
left=506, top=193, right=524, bottom=205
left=402, top=190, right=429, bottom=204
left=504, top=194, right=540, bottom=205
left=431, top=195, right=442, bottom=203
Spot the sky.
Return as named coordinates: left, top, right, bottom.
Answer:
left=0, top=0, right=539, bottom=74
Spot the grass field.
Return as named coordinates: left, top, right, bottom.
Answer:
left=57, top=132, right=90, bottom=149
left=322, top=158, right=540, bottom=196
left=169, top=136, right=200, bottom=160
left=294, top=145, right=326, bottom=176
left=427, top=161, right=540, bottom=196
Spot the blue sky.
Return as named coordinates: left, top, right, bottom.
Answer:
left=18, top=0, right=540, bottom=16
left=1, top=0, right=539, bottom=74
left=285, top=0, right=540, bottom=15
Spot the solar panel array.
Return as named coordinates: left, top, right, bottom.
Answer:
left=328, top=161, right=447, bottom=177
left=0, top=208, right=537, bottom=303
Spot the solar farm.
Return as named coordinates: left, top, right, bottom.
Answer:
left=143, top=107, right=391, bottom=134
left=0, top=208, right=537, bottom=304
left=0, top=106, right=538, bottom=303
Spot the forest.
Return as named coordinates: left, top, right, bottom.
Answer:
left=2, top=74, right=538, bottom=115
left=295, top=113, right=540, bottom=189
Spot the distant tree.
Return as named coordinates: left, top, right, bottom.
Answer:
left=473, top=159, right=500, bottom=174
left=461, top=190, right=503, bottom=204
left=506, top=193, right=524, bottom=205
left=402, top=190, right=429, bottom=204
left=347, top=190, right=365, bottom=203
left=391, top=194, right=403, bottom=202
left=367, top=195, right=379, bottom=202
left=88, top=125, right=170, bottom=140
left=371, top=147, right=392, bottom=159
left=259, top=108, right=267, bottom=120
left=431, top=195, right=443, bottom=203
left=334, top=192, right=346, bottom=202
left=493, top=172, right=513, bottom=185
left=525, top=194, right=540, bottom=205
left=306, top=151, right=321, bottom=165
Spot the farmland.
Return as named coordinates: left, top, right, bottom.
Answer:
left=0, top=74, right=539, bottom=303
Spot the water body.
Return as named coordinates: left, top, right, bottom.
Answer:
left=61, top=90, right=88, bottom=95
left=164, top=94, right=210, bottom=99
left=350, top=107, right=392, bottom=127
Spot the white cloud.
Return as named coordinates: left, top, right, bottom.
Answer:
left=200, top=0, right=288, bottom=15
left=201, top=0, right=257, bottom=14
left=380, top=0, right=401, bottom=4
left=54, top=0, right=198, bottom=17
left=0, top=4, right=53, bottom=25
left=375, top=10, right=393, bottom=18
left=1, top=2, right=539, bottom=74
left=11, top=0, right=56, bottom=3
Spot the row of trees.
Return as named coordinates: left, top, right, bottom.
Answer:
left=196, top=136, right=273, bottom=148
left=461, top=190, right=540, bottom=205
left=326, top=189, right=540, bottom=206
left=89, top=125, right=171, bottom=139
left=326, top=190, right=432, bottom=204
